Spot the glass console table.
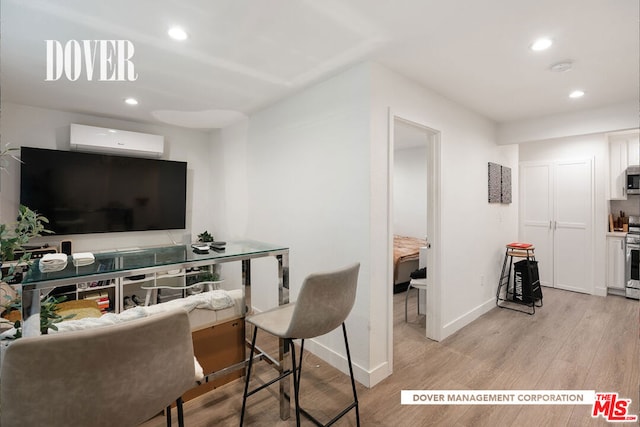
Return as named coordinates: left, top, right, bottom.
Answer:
left=20, top=240, right=292, bottom=419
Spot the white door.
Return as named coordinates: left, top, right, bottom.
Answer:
left=520, top=159, right=594, bottom=294
left=554, top=159, right=593, bottom=294
left=520, top=162, right=554, bottom=287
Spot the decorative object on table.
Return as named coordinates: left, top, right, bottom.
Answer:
left=209, top=241, right=226, bottom=251
left=488, top=162, right=512, bottom=204
left=72, top=252, right=95, bottom=267
left=39, top=253, right=68, bottom=273
left=197, top=230, right=214, bottom=243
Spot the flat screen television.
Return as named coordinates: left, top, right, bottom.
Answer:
left=20, top=147, right=187, bottom=235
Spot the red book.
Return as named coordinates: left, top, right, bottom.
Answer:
left=507, top=242, right=532, bottom=249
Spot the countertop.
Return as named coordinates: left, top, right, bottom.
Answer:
left=606, top=231, right=628, bottom=237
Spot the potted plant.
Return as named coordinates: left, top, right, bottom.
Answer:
left=1, top=145, right=60, bottom=338
left=0, top=144, right=52, bottom=280
left=0, top=143, right=20, bottom=172
left=4, top=295, right=73, bottom=338
left=197, top=230, right=214, bottom=243
left=0, top=205, right=52, bottom=282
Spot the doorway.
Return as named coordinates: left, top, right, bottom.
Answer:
left=388, top=114, right=440, bottom=357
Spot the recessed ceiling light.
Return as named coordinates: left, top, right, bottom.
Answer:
left=530, top=38, right=553, bottom=51
left=168, top=26, right=188, bottom=41
left=569, top=90, right=585, bottom=99
left=124, top=97, right=139, bottom=105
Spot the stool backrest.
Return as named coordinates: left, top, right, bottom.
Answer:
left=286, top=263, right=360, bottom=339
left=1, top=309, right=195, bottom=427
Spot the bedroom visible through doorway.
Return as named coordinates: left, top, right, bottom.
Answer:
left=389, top=116, right=439, bottom=345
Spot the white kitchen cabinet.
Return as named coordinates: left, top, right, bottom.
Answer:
left=609, top=137, right=628, bottom=200
left=627, top=134, right=640, bottom=166
left=520, top=159, right=594, bottom=294
left=606, top=234, right=626, bottom=291
left=608, top=131, right=640, bottom=200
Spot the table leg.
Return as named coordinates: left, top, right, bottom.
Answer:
left=20, top=287, right=41, bottom=337
left=277, top=253, right=290, bottom=420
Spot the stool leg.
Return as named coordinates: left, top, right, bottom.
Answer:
left=290, top=340, right=301, bottom=427
left=404, top=284, right=411, bottom=322
left=296, top=339, right=305, bottom=391
left=176, top=397, right=184, bottom=427
left=166, top=405, right=171, bottom=427
left=240, top=326, right=259, bottom=426
left=343, top=323, right=361, bottom=427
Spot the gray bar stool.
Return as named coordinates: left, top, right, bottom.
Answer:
left=240, top=263, right=361, bottom=427
left=0, top=310, right=198, bottom=427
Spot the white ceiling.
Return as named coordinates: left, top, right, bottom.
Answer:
left=1, top=0, right=638, bottom=129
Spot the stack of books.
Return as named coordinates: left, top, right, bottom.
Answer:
left=82, top=290, right=111, bottom=314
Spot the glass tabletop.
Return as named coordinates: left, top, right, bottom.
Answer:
left=22, top=240, right=288, bottom=285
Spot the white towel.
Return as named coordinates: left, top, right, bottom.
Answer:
left=39, top=253, right=68, bottom=272
left=72, top=252, right=95, bottom=267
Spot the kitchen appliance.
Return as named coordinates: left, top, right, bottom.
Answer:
left=626, top=215, right=640, bottom=299
left=627, top=165, right=640, bottom=195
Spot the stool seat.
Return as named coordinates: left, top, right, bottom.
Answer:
left=409, top=278, right=427, bottom=288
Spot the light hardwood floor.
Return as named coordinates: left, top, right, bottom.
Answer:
left=143, top=287, right=639, bottom=426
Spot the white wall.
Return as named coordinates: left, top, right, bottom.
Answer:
left=215, top=64, right=373, bottom=383
left=519, top=133, right=609, bottom=294
left=393, top=146, right=427, bottom=238
left=217, top=61, right=518, bottom=387
left=0, top=102, right=214, bottom=252
left=371, top=63, right=519, bottom=350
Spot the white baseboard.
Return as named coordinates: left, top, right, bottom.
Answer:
left=251, top=305, right=392, bottom=388
left=594, top=286, right=607, bottom=297
left=441, top=297, right=495, bottom=340
left=302, top=338, right=390, bottom=389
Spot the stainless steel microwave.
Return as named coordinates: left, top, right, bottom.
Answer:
left=628, top=165, right=640, bottom=194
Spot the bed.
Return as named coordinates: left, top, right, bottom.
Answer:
left=393, top=235, right=427, bottom=292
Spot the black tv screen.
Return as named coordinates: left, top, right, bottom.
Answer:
left=20, top=147, right=187, bottom=235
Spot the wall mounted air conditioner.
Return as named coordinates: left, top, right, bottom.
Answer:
left=70, top=124, right=164, bottom=158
